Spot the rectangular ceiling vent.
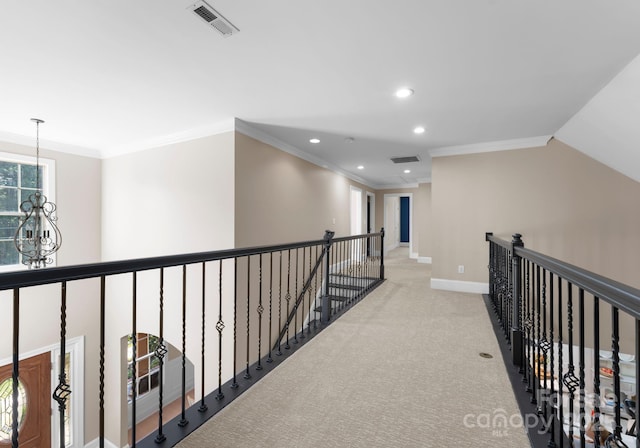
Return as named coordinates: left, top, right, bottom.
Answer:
left=390, top=156, right=421, bottom=164
left=189, top=1, right=239, bottom=37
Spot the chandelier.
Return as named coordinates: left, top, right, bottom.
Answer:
left=13, top=118, right=62, bottom=269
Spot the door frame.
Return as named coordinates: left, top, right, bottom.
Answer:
left=383, top=193, right=414, bottom=258
left=0, top=336, right=85, bottom=448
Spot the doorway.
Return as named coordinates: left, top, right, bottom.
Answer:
left=0, top=352, right=51, bottom=447
left=383, top=193, right=413, bottom=257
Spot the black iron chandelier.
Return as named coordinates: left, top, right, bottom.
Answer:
left=13, top=118, right=62, bottom=268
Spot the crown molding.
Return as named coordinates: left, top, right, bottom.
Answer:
left=101, top=118, right=235, bottom=158
left=429, top=135, right=552, bottom=158
left=234, top=119, right=377, bottom=189
left=0, top=130, right=101, bottom=158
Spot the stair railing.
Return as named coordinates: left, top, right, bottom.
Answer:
left=486, top=232, right=640, bottom=448
left=0, top=228, right=385, bottom=448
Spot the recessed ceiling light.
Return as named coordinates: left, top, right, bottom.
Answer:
left=357, top=165, right=364, bottom=170
left=413, top=126, right=426, bottom=134
left=309, top=138, right=320, bottom=144
left=395, top=87, right=414, bottom=98
left=404, top=169, right=411, bottom=174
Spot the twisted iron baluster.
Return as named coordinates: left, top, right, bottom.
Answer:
left=562, top=284, right=579, bottom=444
left=548, top=274, right=556, bottom=446
left=293, top=248, right=299, bottom=343
left=200, top=262, right=211, bottom=406
left=267, top=252, right=274, bottom=363
left=539, top=269, right=551, bottom=422
left=301, top=246, right=307, bottom=338
left=99, top=277, right=105, bottom=448
left=524, top=260, right=532, bottom=391
left=579, top=289, right=586, bottom=447
left=612, top=306, right=623, bottom=440
left=256, top=254, right=264, bottom=370
left=557, top=278, right=564, bottom=448
left=231, top=258, right=239, bottom=389
left=593, top=296, right=601, bottom=448
left=314, top=245, right=320, bottom=329
left=53, top=282, right=71, bottom=448
left=277, top=252, right=283, bottom=356
left=131, top=273, right=138, bottom=445
left=216, top=260, right=225, bottom=399
left=307, top=245, right=313, bottom=334
left=285, top=250, right=291, bottom=350
left=244, top=256, right=252, bottom=380
left=532, top=265, right=540, bottom=407
left=180, top=266, right=189, bottom=426
left=155, top=268, right=167, bottom=443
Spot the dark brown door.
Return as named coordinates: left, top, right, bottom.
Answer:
left=0, top=352, right=51, bottom=447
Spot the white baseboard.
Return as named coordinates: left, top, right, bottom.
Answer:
left=410, top=252, right=418, bottom=259
left=85, top=438, right=120, bottom=448
left=431, top=278, right=489, bottom=294
left=417, top=257, right=432, bottom=264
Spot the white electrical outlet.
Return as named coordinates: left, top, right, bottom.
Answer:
left=332, top=218, right=336, bottom=224
left=458, top=265, right=465, bottom=274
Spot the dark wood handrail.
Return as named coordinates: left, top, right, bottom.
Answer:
left=487, top=233, right=640, bottom=320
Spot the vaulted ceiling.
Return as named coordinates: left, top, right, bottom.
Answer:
left=1, top=1, right=640, bottom=188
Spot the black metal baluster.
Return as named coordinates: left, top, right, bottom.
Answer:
left=562, top=283, right=579, bottom=446
left=131, top=273, right=138, bottom=446
left=593, top=296, right=601, bottom=448
left=524, top=260, right=532, bottom=391
left=277, top=252, right=283, bottom=356
left=557, top=278, right=564, bottom=448
left=612, top=306, right=623, bottom=440
left=155, top=268, right=167, bottom=444
left=540, top=269, right=550, bottom=425
left=285, top=250, right=291, bottom=350
left=200, top=262, right=211, bottom=406
left=216, top=260, right=225, bottom=399
left=636, top=318, right=639, bottom=448
left=11, top=288, right=19, bottom=448
left=244, top=256, right=252, bottom=380
left=548, top=272, right=556, bottom=445
left=267, top=252, right=274, bottom=363
left=293, top=248, right=299, bottom=343
left=256, top=254, right=264, bottom=370
left=532, top=264, right=540, bottom=408
left=579, top=288, right=586, bottom=448
left=180, top=266, right=189, bottom=426
left=314, top=245, right=320, bottom=329
left=53, top=282, right=71, bottom=448
left=99, top=276, right=105, bottom=448
left=306, top=246, right=313, bottom=334
left=299, top=247, right=306, bottom=339
left=231, top=258, right=239, bottom=389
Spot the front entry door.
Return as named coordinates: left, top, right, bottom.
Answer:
left=0, top=352, right=51, bottom=447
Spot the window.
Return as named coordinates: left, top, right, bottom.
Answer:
left=0, top=152, right=56, bottom=270
left=127, top=333, right=161, bottom=402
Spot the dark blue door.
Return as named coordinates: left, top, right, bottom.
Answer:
left=400, top=197, right=410, bottom=243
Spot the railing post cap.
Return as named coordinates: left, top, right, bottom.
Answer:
left=485, top=232, right=493, bottom=241
left=323, top=230, right=335, bottom=242
left=511, top=233, right=524, bottom=247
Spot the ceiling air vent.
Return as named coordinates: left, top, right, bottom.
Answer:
left=390, top=156, right=420, bottom=164
left=189, top=1, right=239, bottom=37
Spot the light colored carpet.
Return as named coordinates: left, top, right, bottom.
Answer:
left=177, top=248, right=531, bottom=448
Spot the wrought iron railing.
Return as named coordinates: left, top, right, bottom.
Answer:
left=486, top=232, right=640, bottom=448
left=0, top=229, right=385, bottom=448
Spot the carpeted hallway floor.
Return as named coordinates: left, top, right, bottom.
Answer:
left=177, top=248, right=531, bottom=448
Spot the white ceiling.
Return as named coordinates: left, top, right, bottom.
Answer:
left=1, top=1, right=640, bottom=188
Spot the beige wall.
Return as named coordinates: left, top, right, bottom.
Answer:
left=234, top=132, right=370, bottom=247
left=431, top=138, right=640, bottom=289
left=0, top=140, right=102, bottom=443
left=416, top=183, right=432, bottom=259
